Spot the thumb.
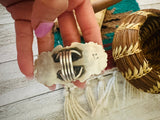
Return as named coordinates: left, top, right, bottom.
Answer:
left=31, top=0, right=68, bottom=29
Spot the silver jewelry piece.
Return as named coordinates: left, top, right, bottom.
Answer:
left=54, top=49, right=84, bottom=82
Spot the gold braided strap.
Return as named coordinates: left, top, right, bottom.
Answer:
left=112, top=42, right=141, bottom=60
left=122, top=61, right=152, bottom=80
left=131, top=11, right=158, bottom=17
left=117, top=23, right=143, bottom=31
left=147, top=81, right=160, bottom=93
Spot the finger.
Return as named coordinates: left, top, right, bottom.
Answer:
left=75, top=0, right=102, bottom=45
left=15, top=21, right=34, bottom=78
left=0, top=0, right=25, bottom=7
left=37, top=30, right=54, bottom=54
left=58, top=11, right=81, bottom=46
left=6, top=1, right=33, bottom=20
left=46, top=84, right=56, bottom=91
left=31, top=0, right=68, bottom=29
left=73, top=80, right=86, bottom=89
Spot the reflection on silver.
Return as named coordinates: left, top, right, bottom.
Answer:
left=58, top=49, right=83, bottom=81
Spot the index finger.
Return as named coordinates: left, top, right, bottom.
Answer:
left=75, top=0, right=102, bottom=45
left=15, top=21, right=34, bottom=78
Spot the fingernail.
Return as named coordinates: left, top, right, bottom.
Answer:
left=35, top=22, right=54, bottom=38
left=46, top=84, right=56, bottom=91
left=73, top=80, right=86, bottom=89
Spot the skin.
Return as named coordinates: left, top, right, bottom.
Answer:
left=0, top=0, right=102, bottom=89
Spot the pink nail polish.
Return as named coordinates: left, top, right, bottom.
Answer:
left=47, top=84, right=56, bottom=91
left=35, top=22, right=54, bottom=38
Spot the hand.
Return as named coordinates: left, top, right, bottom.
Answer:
left=4, top=0, right=67, bottom=78
left=1, top=0, right=102, bottom=89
